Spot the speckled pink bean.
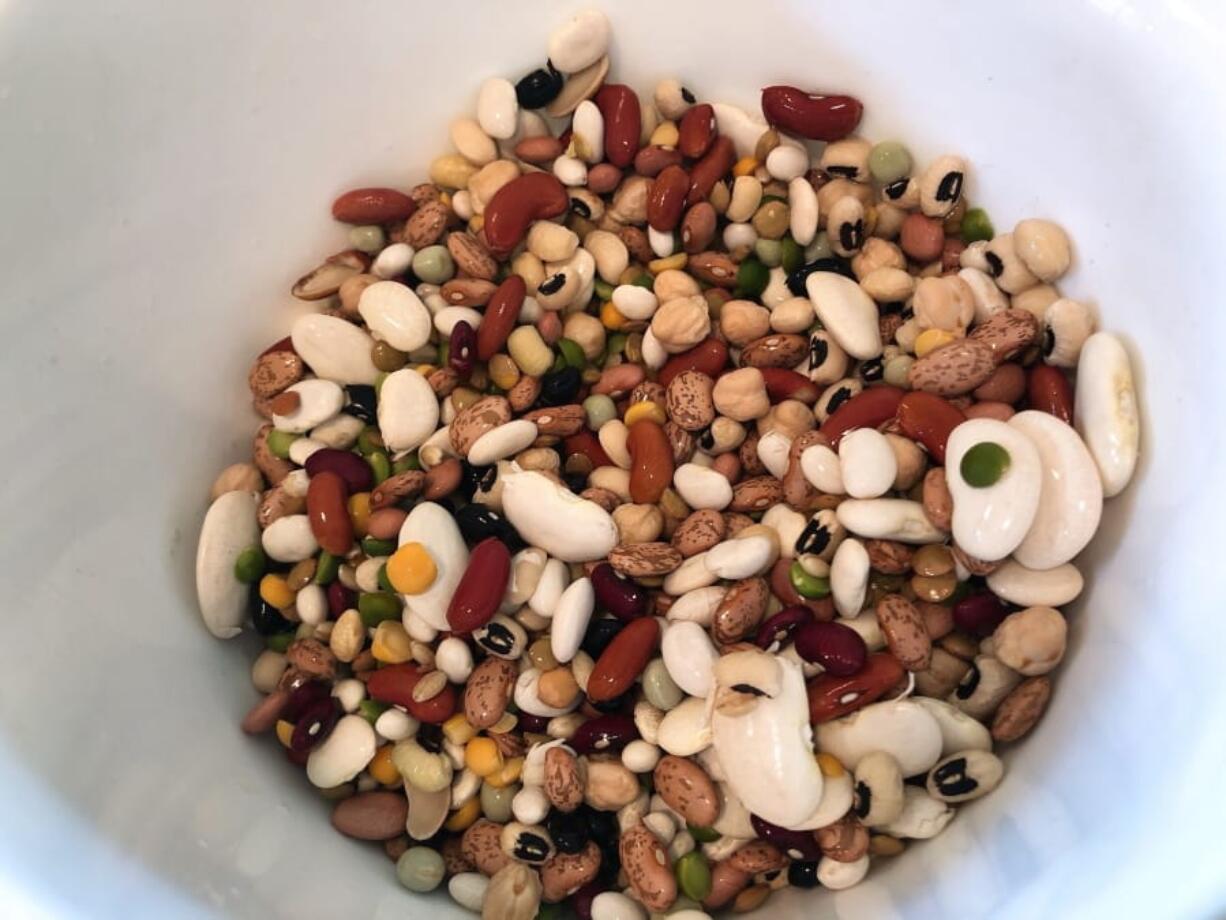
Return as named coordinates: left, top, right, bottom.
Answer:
left=537, top=310, right=562, bottom=345
left=592, top=364, right=646, bottom=396
left=366, top=507, right=407, bottom=541
left=587, top=163, right=624, bottom=195
left=965, top=401, right=1015, bottom=421
left=712, top=453, right=741, bottom=483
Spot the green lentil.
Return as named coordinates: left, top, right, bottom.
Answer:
left=362, top=536, right=397, bottom=557
left=780, top=235, right=804, bottom=273
left=233, top=545, right=266, bottom=584
left=961, top=207, right=995, bottom=244
left=804, top=231, right=833, bottom=262
left=393, top=453, right=421, bottom=474
left=675, top=851, right=712, bottom=902
left=348, top=224, right=385, bottom=254
left=367, top=449, right=392, bottom=485
left=754, top=237, right=783, bottom=267
left=371, top=340, right=408, bottom=373
left=632, top=272, right=654, bottom=290
left=556, top=337, right=586, bottom=369
left=359, top=699, right=389, bottom=725
left=642, top=659, right=683, bottom=710
left=314, top=551, right=340, bottom=585
left=265, top=632, right=294, bottom=653
left=357, top=591, right=401, bottom=627
left=396, top=846, right=445, bottom=893
left=688, top=824, right=720, bottom=843
left=480, top=781, right=517, bottom=823
left=411, top=245, right=455, bottom=284
left=868, top=141, right=912, bottom=184
left=265, top=429, right=297, bottom=460
left=789, top=560, right=831, bottom=599
left=593, top=278, right=615, bottom=302
left=583, top=394, right=617, bottom=431
left=960, top=441, right=1011, bottom=487
left=357, top=426, right=385, bottom=456
left=735, top=257, right=769, bottom=299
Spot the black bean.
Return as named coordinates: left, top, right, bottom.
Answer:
left=581, top=617, right=624, bottom=659
left=453, top=502, right=525, bottom=551
left=787, top=860, right=820, bottom=889
left=342, top=385, right=377, bottom=424
left=538, top=366, right=582, bottom=407
left=515, top=65, right=563, bottom=109
left=786, top=256, right=855, bottom=296
left=251, top=596, right=295, bottom=635
left=547, top=810, right=588, bottom=854
left=417, top=723, right=443, bottom=753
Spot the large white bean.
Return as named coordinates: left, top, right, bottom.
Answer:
left=662, top=552, right=719, bottom=595
left=476, top=77, right=518, bottom=140
left=704, top=534, right=773, bottom=579
left=665, top=586, right=726, bottom=627
left=711, top=102, right=769, bottom=158
left=830, top=538, right=869, bottom=618
left=656, top=697, right=713, bottom=757
left=988, top=560, right=1083, bottom=607
left=789, top=176, right=820, bottom=246
left=196, top=490, right=259, bottom=639
left=815, top=700, right=943, bottom=776
left=468, top=420, right=538, bottom=465
left=912, top=698, right=993, bottom=756
left=806, top=272, right=882, bottom=359
left=547, top=9, right=611, bottom=73
left=946, top=419, right=1042, bottom=562
left=1074, top=332, right=1140, bottom=497
left=661, top=621, right=719, bottom=698
left=502, top=470, right=618, bottom=562
left=290, top=314, right=378, bottom=385
left=756, top=430, right=792, bottom=479
left=835, top=499, right=947, bottom=543
left=378, top=368, right=440, bottom=453
left=261, top=514, right=318, bottom=563
left=358, top=280, right=432, bottom=352
left=271, top=379, right=344, bottom=434
left=529, top=558, right=570, bottom=619
left=571, top=100, right=604, bottom=165
left=550, top=576, right=593, bottom=663
left=800, top=443, right=844, bottom=494
left=838, top=428, right=897, bottom=499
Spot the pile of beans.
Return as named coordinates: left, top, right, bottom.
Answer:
left=195, top=8, right=1140, bottom=918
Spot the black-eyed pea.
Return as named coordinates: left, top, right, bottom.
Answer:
left=562, top=311, right=606, bottom=360
left=1041, top=297, right=1095, bottom=367
left=913, top=275, right=975, bottom=332
left=950, top=655, right=1022, bottom=720
left=1013, top=218, right=1071, bottom=282
left=827, top=195, right=866, bottom=257
left=654, top=78, right=695, bottom=121
left=853, top=751, right=905, bottom=827
left=583, top=229, right=629, bottom=284
left=991, top=606, right=1067, bottom=676
left=926, top=750, right=1004, bottom=803
left=983, top=233, right=1039, bottom=294
left=814, top=377, right=863, bottom=423
left=526, top=221, right=579, bottom=262
left=500, top=821, right=555, bottom=865
left=769, top=295, right=815, bottom=334
left=918, top=154, right=966, bottom=218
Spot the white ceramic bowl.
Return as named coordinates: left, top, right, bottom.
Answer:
left=1, top=1, right=1224, bottom=917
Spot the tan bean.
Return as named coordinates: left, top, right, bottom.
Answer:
left=211, top=462, right=264, bottom=501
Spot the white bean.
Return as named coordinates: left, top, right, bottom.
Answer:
left=800, top=443, right=844, bottom=494
left=398, top=502, right=468, bottom=631
left=547, top=9, right=611, bottom=73
left=290, top=314, right=378, bottom=385
left=476, top=77, right=518, bottom=140
left=1073, top=332, right=1139, bottom=497
left=502, top=470, right=618, bottom=562
left=805, top=271, right=882, bottom=360
left=830, top=537, right=869, bottom=618
left=550, top=576, right=594, bottom=664
left=261, top=514, right=318, bottom=563
left=196, top=490, right=259, bottom=639
left=661, top=621, right=719, bottom=698
left=358, top=280, right=432, bottom=352
left=306, top=714, right=376, bottom=788
left=838, top=428, right=897, bottom=499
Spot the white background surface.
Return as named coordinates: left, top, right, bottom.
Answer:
left=1, top=0, right=1224, bottom=917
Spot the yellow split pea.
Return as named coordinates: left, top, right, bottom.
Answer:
left=386, top=542, right=437, bottom=595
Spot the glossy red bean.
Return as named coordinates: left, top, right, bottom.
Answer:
left=658, top=338, right=729, bottom=388
left=952, top=592, right=1009, bottom=637
left=591, top=563, right=650, bottom=621
left=446, top=537, right=511, bottom=633
left=760, top=86, right=863, bottom=141
left=289, top=697, right=340, bottom=753
left=819, top=386, right=905, bottom=447
left=686, top=135, right=736, bottom=207
left=449, top=320, right=476, bottom=378
left=807, top=652, right=905, bottom=724
left=1027, top=364, right=1074, bottom=424
left=476, top=275, right=526, bottom=361
left=331, top=187, right=416, bottom=224
left=678, top=103, right=716, bottom=159
left=749, top=814, right=822, bottom=860
left=483, top=172, right=570, bottom=257
left=305, top=448, right=374, bottom=492
left=587, top=617, right=660, bottom=702
left=594, top=84, right=642, bottom=169
left=569, top=714, right=639, bottom=754
left=627, top=420, right=674, bottom=504
left=366, top=663, right=458, bottom=723
left=307, top=470, right=354, bottom=556
left=896, top=391, right=966, bottom=463
left=760, top=367, right=820, bottom=404
left=327, top=581, right=353, bottom=619
left=754, top=605, right=814, bottom=651
left=587, top=163, right=624, bottom=195
left=794, top=620, right=868, bottom=676
left=564, top=430, right=613, bottom=469
left=635, top=145, right=685, bottom=177
left=648, top=164, right=691, bottom=232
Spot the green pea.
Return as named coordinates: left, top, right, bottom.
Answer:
left=754, top=238, right=783, bottom=267
left=358, top=591, right=401, bottom=626
left=362, top=536, right=397, bottom=557
left=805, top=231, right=832, bottom=262
left=735, top=257, right=769, bottom=299
left=314, top=551, right=340, bottom=585
left=583, top=394, right=617, bottom=431
left=377, top=562, right=395, bottom=594
left=961, top=207, right=995, bottom=244
left=632, top=272, right=654, bottom=290
left=868, top=141, right=913, bottom=184
left=780, top=235, right=804, bottom=274
left=265, top=429, right=297, bottom=460
left=759, top=194, right=786, bottom=205
left=233, top=545, right=266, bottom=584
left=396, top=846, right=445, bottom=893
left=480, top=782, right=516, bottom=823
left=411, top=244, right=455, bottom=285
left=688, top=824, right=720, bottom=843
left=675, top=851, right=712, bottom=902
left=960, top=441, right=1011, bottom=487
left=265, top=632, right=294, bottom=653
left=367, top=449, right=392, bottom=485
left=348, top=224, right=385, bottom=254
left=359, top=699, right=389, bottom=725
left=789, top=560, right=831, bottom=599
left=593, top=278, right=616, bottom=302
left=557, top=337, right=586, bottom=369
left=357, top=426, right=385, bottom=456
left=393, top=452, right=422, bottom=474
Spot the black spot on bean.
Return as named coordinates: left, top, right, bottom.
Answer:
left=476, top=622, right=518, bottom=657
left=859, top=357, right=884, bottom=383
left=513, top=831, right=552, bottom=863
left=936, top=172, right=964, bottom=203
left=417, top=723, right=443, bottom=753
left=931, top=757, right=978, bottom=797
left=839, top=219, right=864, bottom=252
left=731, top=683, right=769, bottom=697
left=825, top=385, right=854, bottom=416
left=787, top=257, right=855, bottom=296
left=883, top=178, right=911, bottom=201
left=955, top=662, right=982, bottom=700
left=538, top=272, right=567, bottom=296
left=698, top=426, right=715, bottom=451
left=808, top=334, right=830, bottom=369
left=826, top=165, right=859, bottom=180
left=1042, top=326, right=1056, bottom=357
left=570, top=196, right=592, bottom=219
left=854, top=780, right=872, bottom=819
left=681, top=86, right=696, bottom=104
left=984, top=251, right=1004, bottom=278
left=515, top=64, right=564, bottom=109
left=794, top=520, right=831, bottom=556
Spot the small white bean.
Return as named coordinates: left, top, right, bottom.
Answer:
left=800, top=443, right=844, bottom=494
left=838, top=428, right=897, bottom=499
left=553, top=154, right=588, bottom=187
left=766, top=143, right=809, bottom=181
left=661, top=621, right=719, bottom=698
left=704, top=534, right=773, bottom=579
left=571, top=100, right=604, bottom=164
left=435, top=636, right=474, bottom=684
left=648, top=224, right=676, bottom=257
left=476, top=77, right=518, bottom=140
left=372, top=242, right=414, bottom=279
left=621, top=739, right=662, bottom=774
left=261, top=514, right=318, bottom=563
left=611, top=284, right=658, bottom=321
left=332, top=678, right=365, bottom=713
left=788, top=175, right=820, bottom=246
left=672, top=462, right=733, bottom=511
left=511, top=786, right=550, bottom=825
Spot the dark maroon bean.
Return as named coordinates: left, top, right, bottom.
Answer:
left=568, top=714, right=638, bottom=754
left=572, top=879, right=607, bottom=920
left=449, top=320, right=476, bottom=379
left=283, top=680, right=331, bottom=722
left=328, top=581, right=354, bottom=619
left=952, top=592, right=1009, bottom=637
left=290, top=697, right=341, bottom=753
left=750, top=814, right=822, bottom=860
left=591, top=562, right=650, bottom=621
left=794, top=621, right=867, bottom=676
left=517, top=712, right=550, bottom=734
left=305, top=447, right=374, bottom=492
left=755, top=605, right=814, bottom=651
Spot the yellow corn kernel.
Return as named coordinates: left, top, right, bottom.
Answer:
left=465, top=737, right=504, bottom=778
left=275, top=719, right=294, bottom=749
left=468, top=214, right=485, bottom=235
left=369, top=745, right=400, bottom=786
left=445, top=795, right=482, bottom=832
left=914, top=328, right=958, bottom=358
left=414, top=364, right=437, bottom=377
left=437, top=191, right=452, bottom=209
left=600, top=301, right=628, bottom=331
left=347, top=492, right=371, bottom=536
left=488, top=354, right=521, bottom=390
left=259, top=574, right=295, bottom=611
left=817, top=753, right=846, bottom=778
left=443, top=713, right=477, bottom=746
left=624, top=401, right=667, bottom=427
left=386, top=542, right=438, bottom=595
left=648, top=253, right=687, bottom=274
left=372, top=620, right=414, bottom=664
left=733, top=156, right=761, bottom=177
left=484, top=756, right=524, bottom=789
left=649, top=121, right=680, bottom=148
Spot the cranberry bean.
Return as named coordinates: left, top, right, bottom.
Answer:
left=290, top=697, right=340, bottom=753
left=483, top=172, right=570, bottom=257
left=755, top=605, right=814, bottom=650
left=761, top=86, right=863, bottom=141
left=749, top=814, right=822, bottom=860
left=594, top=84, right=641, bottom=168
left=760, top=366, right=820, bottom=404
left=569, top=713, right=639, bottom=753
left=305, top=448, right=374, bottom=492
left=678, top=103, right=716, bottom=158
left=819, top=386, right=905, bottom=447
left=806, top=652, right=904, bottom=724
left=587, top=617, right=660, bottom=702
left=794, top=620, right=868, bottom=676
left=627, top=420, right=674, bottom=504
left=331, top=187, right=416, bottom=224
left=658, top=338, right=729, bottom=388
left=366, top=663, right=457, bottom=723
left=900, top=213, right=945, bottom=263
left=306, top=470, right=353, bottom=556
left=686, top=135, right=735, bottom=206
left=952, top=592, right=1009, bottom=637
left=635, top=145, right=684, bottom=177
left=514, top=135, right=565, bottom=163
left=1027, top=364, right=1074, bottom=424
left=283, top=679, right=331, bottom=721
left=327, top=581, right=353, bottom=619
left=896, top=391, right=965, bottom=463
left=647, top=164, right=690, bottom=232
left=423, top=456, right=463, bottom=500
left=477, top=276, right=526, bottom=361
left=447, top=537, right=511, bottom=633
left=591, top=563, right=650, bottom=620
left=449, top=320, right=476, bottom=379
left=565, top=430, right=613, bottom=468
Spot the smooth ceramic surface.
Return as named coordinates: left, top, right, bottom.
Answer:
left=1, top=1, right=1224, bottom=917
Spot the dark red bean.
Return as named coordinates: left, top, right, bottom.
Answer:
left=305, top=448, right=374, bottom=492
left=658, top=338, right=729, bottom=388
left=755, top=605, right=814, bottom=651
left=807, top=653, right=905, bottom=724
left=572, top=880, right=607, bottom=920
left=327, top=581, right=353, bottom=619
left=760, top=86, right=863, bottom=141
left=517, top=712, right=550, bottom=734
left=952, top=592, right=1009, bottom=637
left=283, top=680, right=331, bottom=722
left=568, top=714, right=639, bottom=754
left=819, top=386, right=905, bottom=447
left=447, top=537, right=511, bottom=633
left=259, top=336, right=296, bottom=357
left=290, top=697, right=340, bottom=753
left=591, top=563, right=650, bottom=621
left=794, top=621, right=867, bottom=676
left=449, top=320, right=476, bottom=379
left=749, top=814, right=822, bottom=860
left=1027, top=364, right=1074, bottom=424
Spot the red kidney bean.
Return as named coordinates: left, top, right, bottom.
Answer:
left=514, top=135, right=565, bottom=163
left=591, top=563, right=650, bottom=621
left=449, top=320, right=476, bottom=379
left=1028, top=364, right=1074, bottom=424
left=259, top=336, right=296, bottom=357
left=794, top=620, right=867, bottom=676
left=305, top=448, right=374, bottom=492
left=307, top=470, right=353, bottom=556
left=820, top=386, right=905, bottom=447
left=476, top=275, right=526, bottom=361
left=658, top=338, right=729, bottom=388
left=327, top=581, right=353, bottom=619
left=973, top=362, right=1027, bottom=404
left=569, top=713, right=639, bottom=754
left=896, top=391, right=966, bottom=463
left=564, top=430, right=613, bottom=469
left=627, top=420, right=674, bottom=504
left=331, top=187, right=416, bottom=224
left=755, top=605, right=814, bottom=651
left=594, top=84, right=642, bottom=169
left=446, top=537, right=511, bottom=633
left=289, top=697, right=340, bottom=753
left=686, top=135, right=735, bottom=207
left=952, top=592, right=1009, bottom=637
left=587, top=617, right=660, bottom=702
left=900, top=213, right=945, bottom=263
left=366, top=663, right=458, bottom=723
left=749, top=814, right=822, bottom=860
left=807, top=652, right=904, bottom=724
left=759, top=366, right=820, bottom=404
left=483, top=172, right=570, bottom=257
left=760, top=86, right=863, bottom=141
left=648, top=164, right=691, bottom=232
left=283, top=679, right=331, bottom=722
left=635, top=145, right=685, bottom=177
left=587, top=163, right=623, bottom=195
left=678, top=103, right=716, bottom=158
